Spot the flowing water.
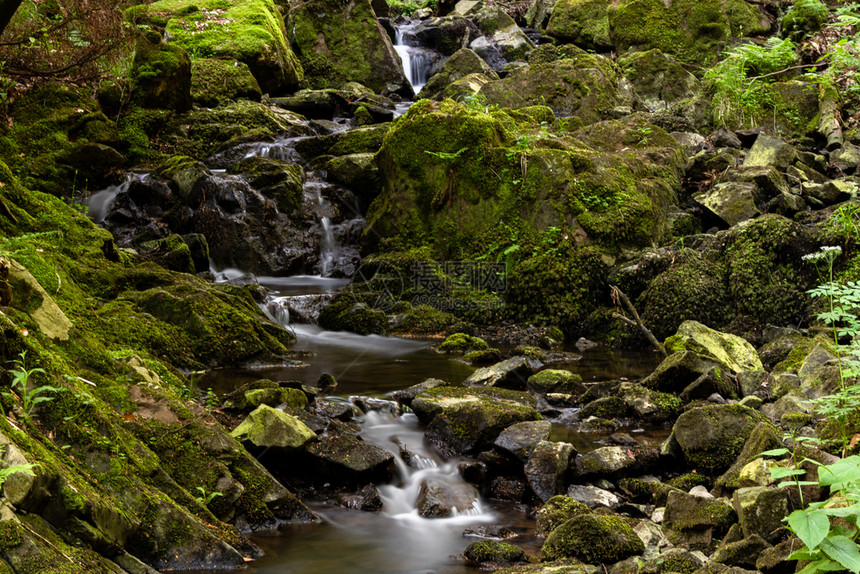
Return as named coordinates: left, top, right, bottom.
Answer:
left=393, top=23, right=433, bottom=93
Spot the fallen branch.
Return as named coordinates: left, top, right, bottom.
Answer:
left=610, top=285, right=667, bottom=358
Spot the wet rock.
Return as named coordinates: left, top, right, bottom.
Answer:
left=617, top=383, right=682, bottom=422
left=536, top=495, right=592, bottom=535
left=546, top=0, right=611, bottom=49
left=464, top=356, right=542, bottom=389
left=640, top=351, right=720, bottom=394
left=664, top=490, right=737, bottom=549
left=337, top=484, right=383, bottom=511
left=694, top=182, right=760, bottom=227
left=289, top=0, right=411, bottom=96
left=566, top=484, right=620, bottom=509
left=542, top=514, right=645, bottom=563
left=494, top=420, right=553, bottom=462
left=575, top=446, right=638, bottom=479
left=230, top=405, right=316, bottom=452
left=309, top=400, right=356, bottom=422
left=388, top=378, right=448, bottom=407
left=712, top=533, right=771, bottom=568
left=579, top=396, right=631, bottom=420
left=305, top=433, right=395, bottom=483
left=480, top=53, right=619, bottom=121
left=464, top=539, right=528, bottom=566
left=672, top=404, right=769, bottom=474
left=413, top=16, right=483, bottom=56
left=619, top=49, right=700, bottom=112
left=732, top=487, right=788, bottom=543
left=417, top=477, right=479, bottom=517
left=745, top=135, right=798, bottom=171
left=665, top=321, right=763, bottom=374
left=524, top=441, right=575, bottom=502
left=490, top=476, right=528, bottom=502
left=526, top=369, right=585, bottom=395
left=412, top=386, right=540, bottom=457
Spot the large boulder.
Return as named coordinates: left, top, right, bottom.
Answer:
left=419, top=48, right=499, bottom=100
left=305, top=433, right=396, bottom=482
left=191, top=59, right=262, bottom=107
left=230, top=405, right=316, bottom=451
left=128, top=0, right=302, bottom=94
left=672, top=404, right=769, bottom=474
left=411, top=386, right=540, bottom=456
left=524, top=441, right=575, bottom=502
left=474, top=6, right=534, bottom=62
left=608, top=0, right=770, bottom=65
left=494, top=420, right=553, bottom=462
left=130, top=32, right=192, bottom=112
left=665, top=321, right=764, bottom=374
left=546, top=0, right=611, bottom=49
left=416, top=477, right=479, bottom=517
left=288, top=0, right=411, bottom=96
left=618, top=49, right=701, bottom=112
left=480, top=53, right=620, bottom=122
left=542, top=514, right=645, bottom=563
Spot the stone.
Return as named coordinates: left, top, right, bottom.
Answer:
left=524, top=441, right=575, bottom=502
left=463, top=356, right=542, bottom=389
left=306, top=433, right=395, bottom=482
left=745, top=135, right=798, bottom=170
left=525, top=0, right=557, bottom=29
left=566, top=484, right=620, bottom=509
left=542, top=514, right=645, bottom=563
left=680, top=367, right=737, bottom=402
left=802, top=181, right=853, bottom=205
left=694, top=182, right=760, bottom=227
left=388, top=378, right=447, bottom=406
left=672, top=132, right=707, bottom=155
left=711, top=129, right=742, bottom=149
left=640, top=351, right=721, bottom=394
left=130, top=32, right=192, bottom=111
left=761, top=393, right=808, bottom=423
left=411, top=386, right=540, bottom=457
left=619, top=49, right=701, bottom=112
left=712, top=534, right=771, bottom=568
left=416, top=476, right=479, bottom=517
left=7, top=259, right=73, bottom=341
left=464, top=539, right=528, bottom=565
left=672, top=404, right=769, bottom=474
left=737, top=370, right=769, bottom=397
left=230, top=405, right=316, bottom=451
left=617, top=383, right=682, bottom=423
left=536, top=495, right=592, bottom=535
left=546, top=0, right=612, bottom=49
left=494, top=420, right=553, bottom=462
left=576, top=446, right=638, bottom=479
left=831, top=143, right=860, bottom=173
left=665, top=321, right=763, bottom=374
left=737, top=458, right=779, bottom=488
left=289, top=0, right=410, bottom=96
left=191, top=59, right=262, bottom=107
left=664, top=490, right=736, bottom=539
left=474, top=6, right=534, bottom=62
left=527, top=369, right=586, bottom=395
left=732, top=487, right=789, bottom=543
left=420, top=48, right=499, bottom=100
left=716, top=422, right=783, bottom=491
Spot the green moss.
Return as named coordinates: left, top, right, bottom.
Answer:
left=542, top=514, right=644, bottom=563
left=536, top=495, right=592, bottom=535
left=667, top=473, right=712, bottom=491
left=191, top=58, right=263, bottom=108
left=781, top=0, right=828, bottom=42
left=438, top=333, right=490, bottom=352
left=465, top=539, right=527, bottom=564
left=546, top=0, right=611, bottom=49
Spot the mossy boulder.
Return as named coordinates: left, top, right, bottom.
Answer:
left=664, top=490, right=737, bottom=537
left=525, top=441, right=576, bottom=502
left=419, top=48, right=500, bottom=100
left=546, top=0, right=612, bottom=50
left=438, top=332, right=489, bottom=352
left=140, top=234, right=196, bottom=275
left=480, top=53, right=620, bottom=122
left=672, top=404, right=769, bottom=474
left=318, top=295, right=388, bottom=335
left=191, top=58, right=263, bottom=107
left=411, top=386, right=540, bottom=456
left=494, top=420, right=553, bottom=462
left=781, top=0, right=829, bottom=42
left=618, top=49, right=701, bottom=113
left=128, top=0, right=303, bottom=94
left=536, top=495, right=592, bottom=536
left=608, top=0, right=770, bottom=65
left=541, top=514, right=645, bottom=563
left=664, top=320, right=763, bottom=374
left=130, top=31, right=192, bottom=112
left=305, top=433, right=395, bottom=482
left=465, top=539, right=528, bottom=566
left=527, top=369, right=585, bottom=395
left=287, top=0, right=410, bottom=95
left=230, top=404, right=316, bottom=451
left=474, top=6, right=534, bottom=62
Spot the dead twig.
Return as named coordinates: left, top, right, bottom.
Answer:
left=610, top=285, right=667, bottom=357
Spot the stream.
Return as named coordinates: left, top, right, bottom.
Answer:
left=88, top=20, right=665, bottom=573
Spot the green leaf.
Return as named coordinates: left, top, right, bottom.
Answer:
left=761, top=448, right=790, bottom=456
left=788, top=509, right=830, bottom=551
left=797, top=558, right=850, bottom=574
left=771, top=467, right=806, bottom=479
left=820, top=535, right=860, bottom=573
left=819, top=456, right=860, bottom=489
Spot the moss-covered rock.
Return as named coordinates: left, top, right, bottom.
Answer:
left=411, top=386, right=540, bottom=456
left=419, top=48, right=500, bottom=100
left=438, top=332, right=490, bottom=352
left=287, top=0, right=409, bottom=95
left=541, top=514, right=644, bottom=563
left=672, top=404, right=770, bottom=474
left=191, top=58, right=263, bottom=107
left=536, top=495, right=592, bottom=536
left=781, top=0, right=829, bottom=42
left=664, top=320, right=763, bottom=374
left=231, top=405, right=316, bottom=451
left=527, top=369, right=585, bottom=395
left=546, top=0, right=612, bottom=50
left=465, top=539, right=528, bottom=565
left=128, top=0, right=303, bottom=94
left=481, top=53, right=620, bottom=122
left=130, top=31, right=193, bottom=112
left=608, top=0, right=770, bottom=65
left=618, top=49, right=701, bottom=113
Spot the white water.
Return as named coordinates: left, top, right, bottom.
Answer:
left=393, top=26, right=431, bottom=92
left=87, top=173, right=148, bottom=223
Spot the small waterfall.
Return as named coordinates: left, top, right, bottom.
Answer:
left=393, top=23, right=432, bottom=92
left=87, top=173, right=147, bottom=223
left=306, top=181, right=338, bottom=276
left=361, top=410, right=493, bottom=521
